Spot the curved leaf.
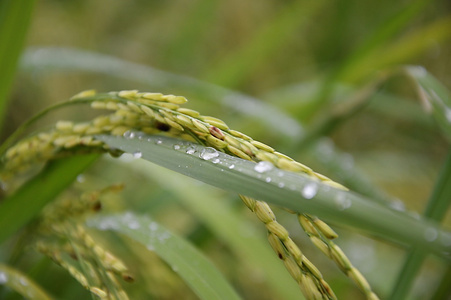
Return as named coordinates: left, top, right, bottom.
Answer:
left=0, top=263, right=53, bottom=300
left=405, top=65, right=451, bottom=140
left=87, top=212, right=241, bottom=300
left=96, top=134, right=451, bottom=259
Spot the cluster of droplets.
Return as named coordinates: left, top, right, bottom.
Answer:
left=253, top=160, right=323, bottom=200
left=254, top=161, right=274, bottom=173
left=121, top=130, right=356, bottom=209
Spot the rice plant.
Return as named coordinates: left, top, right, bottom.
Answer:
left=1, top=1, right=450, bottom=299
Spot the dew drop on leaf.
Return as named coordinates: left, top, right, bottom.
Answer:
left=424, top=227, right=438, bottom=242
left=186, top=146, right=196, bottom=155
left=301, top=182, right=318, bottom=199
left=123, top=131, right=135, bottom=139
left=128, top=220, right=141, bottom=230
left=254, top=161, right=274, bottom=173
left=199, top=147, right=219, bottom=160
left=335, top=193, right=352, bottom=210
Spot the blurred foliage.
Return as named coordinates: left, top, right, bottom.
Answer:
left=1, top=0, right=451, bottom=299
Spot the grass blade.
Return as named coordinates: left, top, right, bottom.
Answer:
left=0, top=263, right=53, bottom=300
left=0, top=154, right=100, bottom=244
left=203, top=0, right=325, bottom=88
left=404, top=66, right=451, bottom=140
left=87, top=212, right=241, bottom=300
left=0, top=0, right=35, bottom=127
left=389, top=148, right=451, bottom=299
left=96, top=134, right=451, bottom=259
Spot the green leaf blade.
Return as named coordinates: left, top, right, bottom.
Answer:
left=96, top=134, right=451, bottom=259
left=87, top=212, right=241, bottom=300
left=115, top=158, right=303, bottom=300
left=405, top=65, right=451, bottom=140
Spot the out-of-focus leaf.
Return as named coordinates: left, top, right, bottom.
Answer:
left=0, top=154, right=100, bottom=244
left=203, top=0, right=325, bottom=88
left=20, top=47, right=302, bottom=139
left=0, top=0, right=35, bottom=127
left=405, top=66, right=451, bottom=140
left=0, top=263, right=53, bottom=300
left=389, top=149, right=451, bottom=300
left=87, top=212, right=241, bottom=300
left=114, top=157, right=303, bottom=300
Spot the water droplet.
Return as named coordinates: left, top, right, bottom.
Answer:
left=76, top=174, right=86, bottom=183
left=302, top=182, right=318, bottom=199
left=445, top=108, right=451, bottom=124
left=254, top=161, right=274, bottom=173
left=0, top=272, right=7, bottom=284
left=149, top=222, right=158, bottom=231
left=133, top=151, right=142, bottom=158
left=265, top=177, right=272, bottom=183
left=97, top=218, right=119, bottom=230
left=424, top=227, right=438, bottom=242
left=199, top=147, right=219, bottom=160
left=186, top=146, right=196, bottom=155
left=389, top=199, right=405, bottom=212
left=135, top=132, right=145, bottom=140
left=19, top=277, right=28, bottom=286
left=335, top=193, right=352, bottom=210
left=128, top=220, right=141, bottom=230
left=228, top=164, right=235, bottom=169
left=173, top=144, right=181, bottom=150
left=123, top=131, right=135, bottom=139
left=158, top=232, right=170, bottom=243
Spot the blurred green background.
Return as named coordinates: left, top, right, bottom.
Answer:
left=2, top=0, right=451, bottom=299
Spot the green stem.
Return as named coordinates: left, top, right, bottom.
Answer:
left=389, top=148, right=451, bottom=299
